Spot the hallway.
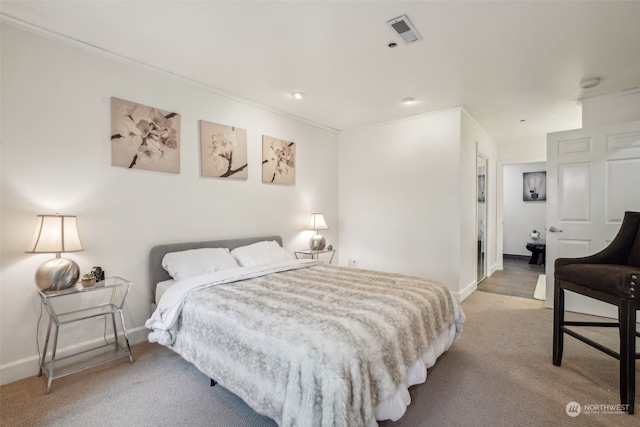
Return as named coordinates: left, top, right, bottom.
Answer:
left=478, top=256, right=544, bottom=300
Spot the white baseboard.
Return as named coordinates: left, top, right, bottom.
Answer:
left=452, top=280, right=477, bottom=303
left=488, top=262, right=499, bottom=276
left=0, top=326, right=149, bottom=386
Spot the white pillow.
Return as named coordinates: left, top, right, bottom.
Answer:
left=231, top=240, right=293, bottom=267
left=162, top=248, right=239, bottom=280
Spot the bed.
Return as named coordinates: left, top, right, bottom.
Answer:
left=146, top=236, right=464, bottom=427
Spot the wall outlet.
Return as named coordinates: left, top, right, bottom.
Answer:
left=348, top=258, right=357, bottom=267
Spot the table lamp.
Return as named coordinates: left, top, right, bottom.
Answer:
left=306, top=213, right=328, bottom=250
left=26, top=214, right=84, bottom=291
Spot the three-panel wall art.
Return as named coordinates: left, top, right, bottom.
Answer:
left=110, top=97, right=296, bottom=185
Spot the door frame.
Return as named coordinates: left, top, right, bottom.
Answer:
left=477, top=152, right=489, bottom=283
left=496, top=155, right=546, bottom=275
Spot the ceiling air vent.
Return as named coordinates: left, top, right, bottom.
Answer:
left=387, top=15, right=422, bottom=44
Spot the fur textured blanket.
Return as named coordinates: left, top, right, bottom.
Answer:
left=154, top=263, right=463, bottom=426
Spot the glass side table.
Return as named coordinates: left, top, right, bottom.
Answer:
left=294, top=248, right=335, bottom=264
left=37, top=276, right=134, bottom=393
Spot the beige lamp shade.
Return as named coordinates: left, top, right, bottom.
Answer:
left=306, top=213, right=328, bottom=250
left=26, top=215, right=84, bottom=291
left=306, top=213, right=328, bottom=231
left=26, top=215, right=84, bottom=254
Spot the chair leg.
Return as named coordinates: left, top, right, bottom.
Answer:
left=619, top=299, right=636, bottom=414
left=553, top=280, right=564, bottom=366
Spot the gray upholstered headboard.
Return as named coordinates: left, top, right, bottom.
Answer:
left=149, top=235, right=283, bottom=299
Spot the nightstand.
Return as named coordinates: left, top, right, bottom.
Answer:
left=294, top=248, right=335, bottom=264
left=37, top=276, right=134, bottom=393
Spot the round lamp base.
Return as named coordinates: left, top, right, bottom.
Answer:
left=309, top=234, right=326, bottom=251
left=35, top=258, right=80, bottom=291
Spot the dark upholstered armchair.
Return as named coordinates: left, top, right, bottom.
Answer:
left=553, top=211, right=640, bottom=414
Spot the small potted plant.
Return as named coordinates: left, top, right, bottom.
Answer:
left=81, top=272, right=96, bottom=288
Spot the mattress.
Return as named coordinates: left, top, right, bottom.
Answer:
left=155, top=278, right=176, bottom=304
left=147, top=260, right=464, bottom=426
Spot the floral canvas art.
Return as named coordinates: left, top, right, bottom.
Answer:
left=110, top=97, right=180, bottom=173
left=200, top=120, right=248, bottom=179
left=262, top=135, right=295, bottom=185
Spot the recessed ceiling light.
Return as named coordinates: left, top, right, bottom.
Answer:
left=292, top=92, right=305, bottom=100
left=402, top=97, right=417, bottom=105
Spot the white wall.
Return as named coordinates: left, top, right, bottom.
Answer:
left=498, top=139, right=547, bottom=164
left=0, top=24, right=339, bottom=384
left=338, top=108, right=497, bottom=301
left=461, top=114, right=498, bottom=279
left=580, top=88, right=640, bottom=129
left=338, top=110, right=461, bottom=289
left=502, top=163, right=547, bottom=256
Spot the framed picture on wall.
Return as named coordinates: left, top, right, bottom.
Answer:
left=523, top=171, right=546, bottom=201
left=199, top=120, right=248, bottom=179
left=262, top=135, right=296, bottom=184
left=110, top=97, right=181, bottom=173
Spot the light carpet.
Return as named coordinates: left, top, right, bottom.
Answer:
left=1, top=291, right=637, bottom=427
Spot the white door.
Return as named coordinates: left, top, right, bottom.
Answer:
left=546, top=120, right=640, bottom=318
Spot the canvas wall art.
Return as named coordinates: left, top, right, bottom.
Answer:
left=523, top=171, right=546, bottom=201
left=200, top=120, right=248, bottom=179
left=110, top=97, right=180, bottom=173
left=262, top=135, right=296, bottom=185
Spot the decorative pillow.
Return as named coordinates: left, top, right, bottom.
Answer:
left=231, top=240, right=293, bottom=267
left=162, top=248, right=239, bottom=280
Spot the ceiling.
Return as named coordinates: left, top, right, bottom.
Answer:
left=2, top=1, right=639, bottom=145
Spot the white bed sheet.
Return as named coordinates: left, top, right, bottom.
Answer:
left=155, top=278, right=176, bottom=304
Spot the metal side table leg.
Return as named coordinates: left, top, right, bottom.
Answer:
left=39, top=316, right=53, bottom=377
left=119, top=310, right=134, bottom=364
left=46, top=324, right=60, bottom=394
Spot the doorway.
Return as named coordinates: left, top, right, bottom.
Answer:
left=477, top=153, right=488, bottom=283
left=485, top=161, right=547, bottom=299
